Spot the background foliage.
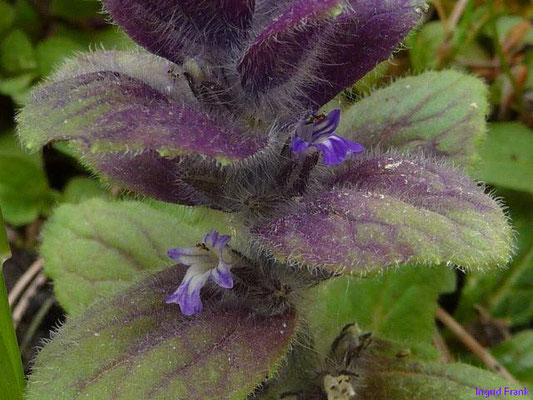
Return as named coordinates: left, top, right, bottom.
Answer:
left=0, top=0, right=532, bottom=397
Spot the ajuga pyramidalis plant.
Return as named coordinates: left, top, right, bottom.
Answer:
left=17, top=1, right=518, bottom=399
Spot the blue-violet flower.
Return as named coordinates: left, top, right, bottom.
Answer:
left=291, top=109, right=364, bottom=166
left=166, top=230, right=234, bottom=316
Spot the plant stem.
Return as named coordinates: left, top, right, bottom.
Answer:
left=432, top=0, right=448, bottom=30
left=12, top=272, right=47, bottom=328
left=8, top=258, right=44, bottom=307
left=448, top=0, right=469, bottom=34
left=435, top=306, right=518, bottom=384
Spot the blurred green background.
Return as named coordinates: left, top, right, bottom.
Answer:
left=0, top=0, right=532, bottom=388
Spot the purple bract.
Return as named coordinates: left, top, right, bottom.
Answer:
left=16, top=0, right=513, bottom=316
left=20, top=1, right=426, bottom=204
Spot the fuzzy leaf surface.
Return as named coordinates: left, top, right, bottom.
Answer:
left=309, top=266, right=456, bottom=360
left=456, top=190, right=533, bottom=327
left=473, top=122, right=533, bottom=194
left=239, top=0, right=425, bottom=109
left=41, top=198, right=229, bottom=316
left=103, top=0, right=254, bottom=63
left=256, top=335, right=523, bottom=400
left=336, top=71, right=489, bottom=166
left=252, top=153, right=512, bottom=274
left=18, top=51, right=262, bottom=159
left=17, top=51, right=265, bottom=204
left=26, top=267, right=297, bottom=400
left=358, top=349, right=528, bottom=400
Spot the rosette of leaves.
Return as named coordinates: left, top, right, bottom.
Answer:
left=17, top=0, right=515, bottom=399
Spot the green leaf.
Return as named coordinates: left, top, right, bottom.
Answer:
left=473, top=122, right=533, bottom=194
left=26, top=267, right=297, bottom=400
left=252, top=153, right=512, bottom=275
left=0, top=209, right=25, bottom=400
left=489, top=16, right=533, bottom=46
left=12, top=0, right=41, bottom=38
left=49, top=0, right=100, bottom=20
left=90, top=27, right=136, bottom=50
left=0, top=209, right=8, bottom=260
left=308, top=266, right=456, bottom=361
left=41, top=198, right=230, bottom=315
left=348, top=61, right=390, bottom=96
left=491, top=331, right=533, bottom=385
left=406, top=21, right=446, bottom=72
left=456, top=190, right=533, bottom=327
left=336, top=70, right=489, bottom=167
left=258, top=333, right=524, bottom=400
left=0, top=72, right=35, bottom=98
left=0, top=29, right=36, bottom=74
left=0, top=133, right=52, bottom=225
left=0, top=1, right=15, bottom=37
left=61, top=177, right=108, bottom=204
left=36, top=35, right=86, bottom=77
left=359, top=354, right=528, bottom=399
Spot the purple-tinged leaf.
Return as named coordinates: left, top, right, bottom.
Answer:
left=304, top=0, right=426, bottom=108
left=102, top=1, right=185, bottom=64
left=335, top=70, right=489, bottom=167
left=252, top=153, right=512, bottom=274
left=17, top=51, right=265, bottom=205
left=26, top=266, right=297, bottom=399
left=239, top=0, right=425, bottom=109
left=178, top=0, right=255, bottom=44
left=102, top=0, right=255, bottom=63
left=85, top=151, right=221, bottom=205
left=238, top=0, right=342, bottom=94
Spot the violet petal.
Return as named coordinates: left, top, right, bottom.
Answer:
left=210, top=264, right=234, bottom=289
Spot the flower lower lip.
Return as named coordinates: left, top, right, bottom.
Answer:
left=166, top=229, right=235, bottom=315
left=291, top=109, right=364, bottom=166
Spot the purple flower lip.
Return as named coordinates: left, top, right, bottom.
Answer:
left=291, top=109, right=364, bottom=166
left=165, top=229, right=234, bottom=316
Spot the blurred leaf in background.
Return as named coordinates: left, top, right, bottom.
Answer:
left=473, top=122, right=533, bottom=194
left=48, top=0, right=101, bottom=20
left=0, top=0, right=134, bottom=106
left=456, top=122, right=533, bottom=328
left=0, top=1, right=15, bottom=37
left=0, top=133, right=55, bottom=226
left=456, top=189, right=533, bottom=328
left=492, top=330, right=533, bottom=385
left=60, top=177, right=108, bottom=205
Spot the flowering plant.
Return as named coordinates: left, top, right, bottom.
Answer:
left=17, top=0, right=518, bottom=399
